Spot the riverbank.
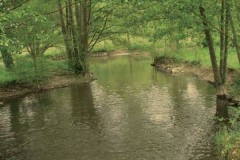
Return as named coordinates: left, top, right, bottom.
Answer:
left=91, top=49, right=150, bottom=57
left=0, top=74, right=95, bottom=103
left=152, top=56, right=240, bottom=104
left=152, top=56, right=240, bottom=160
left=0, top=50, right=149, bottom=103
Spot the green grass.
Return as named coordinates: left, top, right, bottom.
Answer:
left=102, top=35, right=240, bottom=69
left=152, top=47, right=240, bottom=69
left=215, top=107, right=240, bottom=159
left=230, top=74, right=240, bottom=96
left=92, top=40, right=123, bottom=52
left=0, top=65, right=17, bottom=85
left=0, top=55, right=68, bottom=86
left=215, top=128, right=240, bottom=159
left=44, top=47, right=66, bottom=59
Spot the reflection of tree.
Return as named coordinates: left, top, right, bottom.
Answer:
left=32, top=93, right=53, bottom=128
left=216, top=96, right=229, bottom=124
left=166, top=75, right=188, bottom=126
left=8, top=100, right=28, bottom=159
left=71, top=84, right=100, bottom=130
left=91, top=56, right=153, bottom=91
left=128, top=55, right=133, bottom=85
left=10, top=101, right=21, bottom=133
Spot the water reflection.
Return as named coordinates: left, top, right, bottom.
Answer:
left=70, top=84, right=101, bottom=130
left=0, top=55, right=220, bottom=160
left=216, top=96, right=229, bottom=124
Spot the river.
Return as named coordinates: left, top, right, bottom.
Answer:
left=0, top=55, right=220, bottom=160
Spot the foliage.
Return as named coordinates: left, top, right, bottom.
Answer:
left=4, top=5, right=59, bottom=56
left=215, top=108, right=240, bottom=160
left=215, top=128, right=240, bottom=159
left=230, top=74, right=240, bottom=96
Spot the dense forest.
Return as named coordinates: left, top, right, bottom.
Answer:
left=1, top=0, right=240, bottom=159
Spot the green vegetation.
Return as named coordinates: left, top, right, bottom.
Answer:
left=215, top=128, right=240, bottom=159
left=154, top=48, right=240, bottom=69
left=215, top=108, right=240, bottom=160
left=0, top=0, right=240, bottom=159
left=230, top=75, right=240, bottom=96
left=0, top=48, right=68, bottom=86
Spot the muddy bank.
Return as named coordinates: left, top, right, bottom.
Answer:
left=0, top=74, right=95, bottom=103
left=152, top=56, right=240, bottom=106
left=152, top=56, right=216, bottom=82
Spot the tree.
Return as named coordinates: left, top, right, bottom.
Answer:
left=0, top=0, right=29, bottom=69
left=57, top=0, right=116, bottom=75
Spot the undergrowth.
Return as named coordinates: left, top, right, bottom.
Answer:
left=215, top=108, right=240, bottom=160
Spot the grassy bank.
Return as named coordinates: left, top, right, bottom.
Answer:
left=153, top=47, right=240, bottom=69
left=94, top=37, right=239, bottom=68
left=0, top=48, right=68, bottom=87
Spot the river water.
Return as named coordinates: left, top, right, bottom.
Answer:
left=0, top=56, right=219, bottom=160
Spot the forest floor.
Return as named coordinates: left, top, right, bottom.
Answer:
left=0, top=74, right=95, bottom=103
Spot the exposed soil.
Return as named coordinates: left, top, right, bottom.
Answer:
left=152, top=56, right=215, bottom=82
left=0, top=74, right=96, bottom=103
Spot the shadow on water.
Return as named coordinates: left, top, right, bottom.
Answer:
left=70, top=83, right=101, bottom=130
left=216, top=96, right=229, bottom=125
left=0, top=100, right=29, bottom=160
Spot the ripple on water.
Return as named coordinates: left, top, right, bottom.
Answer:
left=0, top=57, right=218, bottom=160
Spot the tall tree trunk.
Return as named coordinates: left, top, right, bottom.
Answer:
left=68, top=0, right=82, bottom=74
left=32, top=54, right=38, bottom=78
left=199, top=5, right=221, bottom=87
left=84, top=0, right=90, bottom=74
left=229, top=2, right=240, bottom=64
left=77, top=0, right=90, bottom=74
left=220, top=0, right=225, bottom=82
left=57, top=0, right=73, bottom=69
left=0, top=47, right=14, bottom=69
left=222, top=0, right=230, bottom=84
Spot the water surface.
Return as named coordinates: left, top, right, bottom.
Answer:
left=0, top=56, right=218, bottom=160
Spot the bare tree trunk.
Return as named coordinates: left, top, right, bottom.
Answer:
left=222, top=0, right=230, bottom=84
left=68, top=0, right=82, bottom=74
left=58, top=0, right=91, bottom=75
left=57, top=0, right=73, bottom=69
left=1, top=47, right=14, bottom=69
left=28, top=39, right=38, bottom=78
left=77, top=0, right=90, bottom=74
left=220, top=0, right=225, bottom=82
left=199, top=5, right=221, bottom=87
left=229, top=2, right=240, bottom=63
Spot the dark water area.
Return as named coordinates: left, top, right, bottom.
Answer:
left=0, top=56, right=222, bottom=160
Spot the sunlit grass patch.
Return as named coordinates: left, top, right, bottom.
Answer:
left=0, top=56, right=68, bottom=86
